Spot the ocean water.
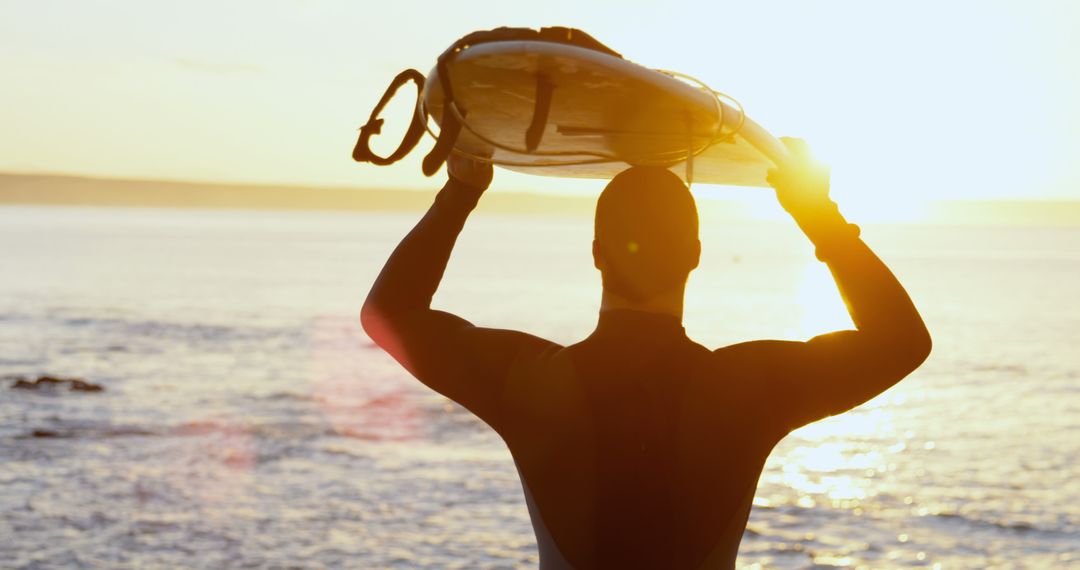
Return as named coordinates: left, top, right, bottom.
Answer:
left=1, top=205, right=1077, bottom=569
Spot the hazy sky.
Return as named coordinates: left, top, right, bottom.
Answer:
left=2, top=0, right=1078, bottom=208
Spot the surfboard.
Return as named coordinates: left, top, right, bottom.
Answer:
left=421, top=40, right=789, bottom=187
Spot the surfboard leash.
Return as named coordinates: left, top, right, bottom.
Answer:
left=351, top=69, right=427, bottom=167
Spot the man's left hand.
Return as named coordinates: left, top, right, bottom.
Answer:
left=447, top=153, right=493, bottom=191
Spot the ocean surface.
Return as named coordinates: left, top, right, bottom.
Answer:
left=1, top=205, right=1077, bottom=569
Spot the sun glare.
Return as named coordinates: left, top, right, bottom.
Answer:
left=796, top=260, right=852, bottom=338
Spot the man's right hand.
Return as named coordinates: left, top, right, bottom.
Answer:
left=766, top=137, right=859, bottom=259
left=766, top=137, right=834, bottom=216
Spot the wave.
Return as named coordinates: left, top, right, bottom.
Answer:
left=0, top=357, right=44, bottom=367
left=15, top=426, right=161, bottom=439
left=256, top=391, right=318, bottom=402
left=10, top=414, right=428, bottom=445
left=965, top=361, right=1029, bottom=375
left=930, top=510, right=1062, bottom=535
left=55, top=314, right=310, bottom=345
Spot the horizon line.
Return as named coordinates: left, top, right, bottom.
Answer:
left=1, top=170, right=1077, bottom=205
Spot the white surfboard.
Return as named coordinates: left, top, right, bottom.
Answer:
left=422, top=40, right=789, bottom=187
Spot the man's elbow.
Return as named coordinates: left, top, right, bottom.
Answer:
left=900, top=323, right=932, bottom=372
left=866, top=321, right=931, bottom=377
left=916, top=327, right=933, bottom=364
left=360, top=300, right=389, bottom=347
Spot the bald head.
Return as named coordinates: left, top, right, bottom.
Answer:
left=593, top=167, right=701, bottom=302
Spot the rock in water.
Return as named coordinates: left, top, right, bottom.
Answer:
left=69, top=379, right=105, bottom=392
left=9, top=375, right=105, bottom=392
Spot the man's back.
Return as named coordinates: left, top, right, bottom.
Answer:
left=499, top=310, right=796, bottom=569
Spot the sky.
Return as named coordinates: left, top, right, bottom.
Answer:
left=2, top=0, right=1078, bottom=212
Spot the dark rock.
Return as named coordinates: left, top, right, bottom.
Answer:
left=69, top=379, right=105, bottom=392
left=9, top=375, right=105, bottom=393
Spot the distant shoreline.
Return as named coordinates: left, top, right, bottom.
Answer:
left=2, top=172, right=1079, bottom=226
left=0, top=172, right=599, bottom=217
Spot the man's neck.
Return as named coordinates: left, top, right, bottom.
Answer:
left=599, top=287, right=685, bottom=321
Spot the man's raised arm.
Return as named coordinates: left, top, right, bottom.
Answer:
left=361, top=157, right=489, bottom=324
left=722, top=138, right=932, bottom=430
left=360, top=156, right=547, bottom=425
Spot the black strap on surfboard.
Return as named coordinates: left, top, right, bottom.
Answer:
left=525, top=73, right=555, bottom=152
left=353, top=27, right=622, bottom=176
left=352, top=69, right=426, bottom=166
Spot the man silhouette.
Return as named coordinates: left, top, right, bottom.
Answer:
left=361, top=138, right=931, bottom=569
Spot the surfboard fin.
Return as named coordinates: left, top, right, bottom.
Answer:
left=525, top=75, right=554, bottom=152
left=422, top=108, right=464, bottom=177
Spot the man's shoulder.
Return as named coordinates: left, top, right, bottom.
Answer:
left=463, top=326, right=564, bottom=352
left=709, top=339, right=804, bottom=361
left=700, top=339, right=810, bottom=387
left=482, top=328, right=565, bottom=370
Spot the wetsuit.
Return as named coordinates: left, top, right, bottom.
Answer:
left=361, top=179, right=930, bottom=569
